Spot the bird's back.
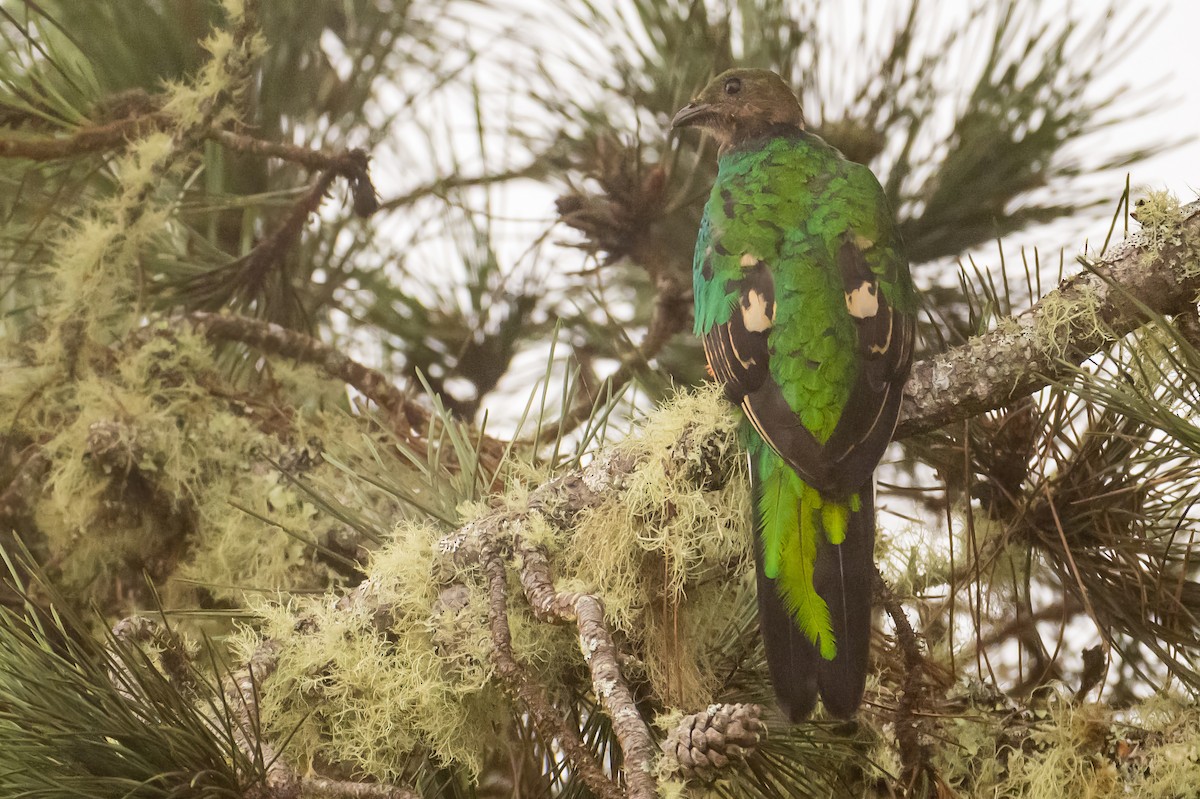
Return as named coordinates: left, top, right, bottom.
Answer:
left=694, top=131, right=906, bottom=447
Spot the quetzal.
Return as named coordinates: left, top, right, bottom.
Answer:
left=672, top=69, right=916, bottom=720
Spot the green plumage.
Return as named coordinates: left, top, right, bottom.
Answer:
left=756, top=454, right=839, bottom=660
left=695, top=132, right=901, bottom=654
left=677, top=68, right=916, bottom=719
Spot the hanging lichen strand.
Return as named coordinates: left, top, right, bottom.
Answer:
left=42, top=0, right=264, bottom=367
left=0, top=2, right=372, bottom=610
left=236, top=384, right=753, bottom=782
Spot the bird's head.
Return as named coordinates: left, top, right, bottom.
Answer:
left=671, top=68, right=805, bottom=153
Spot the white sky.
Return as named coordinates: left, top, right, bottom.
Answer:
left=1108, top=0, right=1200, bottom=201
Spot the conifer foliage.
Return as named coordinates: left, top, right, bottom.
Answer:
left=0, top=1, right=1197, bottom=797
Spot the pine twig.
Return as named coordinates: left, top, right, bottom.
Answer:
left=375, top=161, right=543, bottom=213
left=481, top=540, right=623, bottom=799
left=234, top=170, right=341, bottom=276
left=179, top=311, right=420, bottom=434
left=973, top=598, right=1084, bottom=652
left=0, top=121, right=378, bottom=214
left=1176, top=305, right=1200, bottom=350
left=514, top=539, right=658, bottom=799
left=207, top=130, right=378, bottom=217
left=208, top=129, right=364, bottom=175
left=0, top=113, right=170, bottom=161
left=175, top=172, right=341, bottom=306
left=0, top=448, right=49, bottom=528
left=176, top=311, right=510, bottom=473
left=227, top=641, right=420, bottom=799
left=538, top=271, right=689, bottom=445
left=222, top=642, right=297, bottom=797
left=173, top=143, right=374, bottom=307
left=110, top=616, right=197, bottom=696
left=0, top=98, right=377, bottom=220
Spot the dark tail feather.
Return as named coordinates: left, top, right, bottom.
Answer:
left=814, top=482, right=875, bottom=718
left=754, top=534, right=819, bottom=721
left=752, top=474, right=874, bottom=721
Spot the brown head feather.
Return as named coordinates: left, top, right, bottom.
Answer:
left=672, top=68, right=805, bottom=153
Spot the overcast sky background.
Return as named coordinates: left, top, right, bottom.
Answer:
left=1105, top=0, right=1200, bottom=201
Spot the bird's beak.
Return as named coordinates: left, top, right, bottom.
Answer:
left=671, top=101, right=712, bottom=129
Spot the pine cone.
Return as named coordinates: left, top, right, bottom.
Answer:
left=661, top=703, right=766, bottom=783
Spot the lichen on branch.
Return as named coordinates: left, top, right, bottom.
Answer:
left=234, top=384, right=752, bottom=789
left=40, top=2, right=265, bottom=363
left=898, top=198, right=1200, bottom=437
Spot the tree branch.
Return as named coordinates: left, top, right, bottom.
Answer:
left=0, top=447, right=49, bottom=529
left=897, top=199, right=1200, bottom=438
left=0, top=108, right=378, bottom=217
left=178, top=311, right=424, bottom=438
left=173, top=312, right=510, bottom=473
left=375, top=161, right=543, bottom=213
left=513, top=538, right=658, bottom=799
left=481, top=540, right=624, bottom=799
left=431, top=449, right=654, bottom=795
left=207, top=131, right=378, bottom=216
left=0, top=114, right=170, bottom=160
left=876, top=572, right=937, bottom=795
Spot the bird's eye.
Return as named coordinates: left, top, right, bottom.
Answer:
left=724, top=77, right=742, bottom=95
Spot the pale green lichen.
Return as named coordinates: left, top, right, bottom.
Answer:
left=36, top=1, right=262, bottom=358
left=12, top=322, right=383, bottom=608
left=1135, top=190, right=1200, bottom=282
left=23, top=331, right=352, bottom=605
left=243, top=519, right=506, bottom=782
left=237, top=385, right=755, bottom=778
left=1034, top=285, right=1107, bottom=360
left=994, top=316, right=1023, bottom=338
left=655, top=777, right=688, bottom=798
left=1001, top=699, right=1121, bottom=798
left=1131, top=698, right=1200, bottom=798
left=925, top=686, right=1200, bottom=798
left=234, top=476, right=583, bottom=783
left=560, top=383, right=752, bottom=709
left=1136, top=191, right=1185, bottom=254
left=567, top=384, right=747, bottom=621
left=161, top=0, right=265, bottom=132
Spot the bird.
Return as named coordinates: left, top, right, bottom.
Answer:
left=672, top=68, right=916, bottom=720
